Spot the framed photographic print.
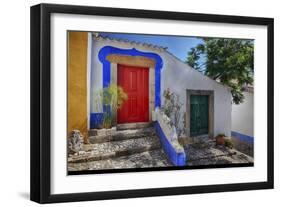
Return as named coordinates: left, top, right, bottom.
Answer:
left=30, top=3, right=274, bottom=203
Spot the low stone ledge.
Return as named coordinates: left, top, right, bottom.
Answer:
left=153, top=108, right=186, bottom=166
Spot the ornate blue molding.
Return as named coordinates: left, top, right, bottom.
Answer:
left=98, top=46, right=163, bottom=107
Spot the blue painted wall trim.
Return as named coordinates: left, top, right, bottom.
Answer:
left=154, top=121, right=186, bottom=166
left=231, top=131, right=254, bottom=144
left=98, top=46, right=163, bottom=107
left=90, top=113, right=104, bottom=129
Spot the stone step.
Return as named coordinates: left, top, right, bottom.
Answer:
left=89, top=127, right=156, bottom=144
left=68, top=149, right=172, bottom=171
left=116, top=122, right=152, bottom=130
left=88, top=123, right=153, bottom=137
left=68, top=136, right=161, bottom=163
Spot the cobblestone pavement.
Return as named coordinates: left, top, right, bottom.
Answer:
left=185, top=138, right=254, bottom=166
left=68, top=131, right=254, bottom=172
left=68, top=136, right=161, bottom=163
left=68, top=149, right=172, bottom=171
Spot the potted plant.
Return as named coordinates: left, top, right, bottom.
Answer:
left=215, top=134, right=225, bottom=145
left=91, top=84, right=127, bottom=136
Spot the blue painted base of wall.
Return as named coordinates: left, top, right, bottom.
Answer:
left=231, top=131, right=254, bottom=144
left=90, top=113, right=104, bottom=129
left=154, top=121, right=186, bottom=166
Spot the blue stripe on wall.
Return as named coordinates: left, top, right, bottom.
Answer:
left=231, top=131, right=254, bottom=144
left=154, top=121, right=186, bottom=166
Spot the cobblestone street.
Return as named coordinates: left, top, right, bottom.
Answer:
left=68, top=130, right=253, bottom=172
left=185, top=138, right=254, bottom=166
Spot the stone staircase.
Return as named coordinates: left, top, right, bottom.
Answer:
left=68, top=127, right=171, bottom=170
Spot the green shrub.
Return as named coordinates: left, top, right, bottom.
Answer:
left=224, top=138, right=234, bottom=149
left=94, top=84, right=128, bottom=128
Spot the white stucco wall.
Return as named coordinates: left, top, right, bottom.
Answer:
left=90, top=35, right=232, bottom=137
left=231, top=92, right=254, bottom=137
left=160, top=51, right=232, bottom=137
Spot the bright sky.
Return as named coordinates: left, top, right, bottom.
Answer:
left=99, top=32, right=204, bottom=62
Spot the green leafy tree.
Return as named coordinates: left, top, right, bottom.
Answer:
left=186, top=38, right=254, bottom=104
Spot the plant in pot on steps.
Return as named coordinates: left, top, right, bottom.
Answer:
left=92, top=84, right=128, bottom=136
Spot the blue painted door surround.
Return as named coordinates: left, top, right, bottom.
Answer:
left=98, top=46, right=163, bottom=108
left=90, top=46, right=163, bottom=129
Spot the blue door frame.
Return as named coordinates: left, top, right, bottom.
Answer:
left=90, top=46, right=163, bottom=129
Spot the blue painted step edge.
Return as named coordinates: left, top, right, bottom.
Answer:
left=154, top=121, right=186, bottom=166
left=231, top=131, right=254, bottom=144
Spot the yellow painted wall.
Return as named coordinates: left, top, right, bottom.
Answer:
left=67, top=32, right=88, bottom=143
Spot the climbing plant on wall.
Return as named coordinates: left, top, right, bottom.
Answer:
left=186, top=38, right=254, bottom=104
left=162, top=88, right=183, bottom=135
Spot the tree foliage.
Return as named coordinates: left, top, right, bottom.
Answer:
left=186, top=38, right=254, bottom=104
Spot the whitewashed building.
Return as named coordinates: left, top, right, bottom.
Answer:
left=89, top=34, right=232, bottom=139
left=231, top=88, right=254, bottom=146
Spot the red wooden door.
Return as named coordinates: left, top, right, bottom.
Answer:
left=117, top=64, right=149, bottom=124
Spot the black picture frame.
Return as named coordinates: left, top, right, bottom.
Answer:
left=30, top=3, right=274, bottom=204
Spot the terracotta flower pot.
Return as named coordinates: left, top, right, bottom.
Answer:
left=215, top=135, right=225, bottom=145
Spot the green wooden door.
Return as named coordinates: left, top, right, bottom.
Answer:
left=190, top=95, right=209, bottom=136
